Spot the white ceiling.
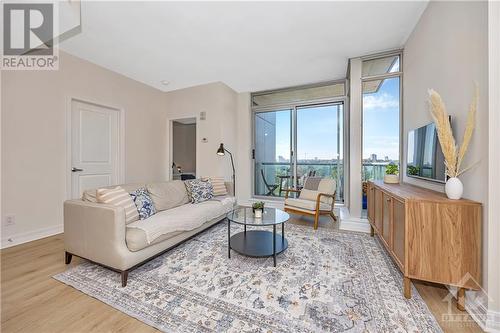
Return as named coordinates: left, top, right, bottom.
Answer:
left=61, top=1, right=427, bottom=93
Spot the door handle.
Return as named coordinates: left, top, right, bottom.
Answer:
left=71, top=167, right=83, bottom=172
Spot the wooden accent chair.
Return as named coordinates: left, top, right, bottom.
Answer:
left=284, top=177, right=337, bottom=229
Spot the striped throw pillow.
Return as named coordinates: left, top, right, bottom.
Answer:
left=96, top=186, right=139, bottom=224
left=202, top=176, right=227, bottom=196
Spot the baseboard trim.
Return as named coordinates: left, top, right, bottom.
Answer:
left=1, top=224, right=63, bottom=249
left=486, top=309, right=500, bottom=333
left=338, top=207, right=371, bottom=233
left=339, top=219, right=371, bottom=233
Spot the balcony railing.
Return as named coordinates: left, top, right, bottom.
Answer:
left=256, top=162, right=344, bottom=201
left=362, top=162, right=392, bottom=181
left=255, top=161, right=394, bottom=201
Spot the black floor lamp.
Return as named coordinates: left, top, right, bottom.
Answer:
left=216, top=143, right=235, bottom=195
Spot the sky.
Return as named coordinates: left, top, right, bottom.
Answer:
left=362, top=77, right=400, bottom=160
left=268, top=76, right=400, bottom=161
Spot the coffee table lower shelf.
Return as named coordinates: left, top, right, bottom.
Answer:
left=229, top=230, right=288, bottom=266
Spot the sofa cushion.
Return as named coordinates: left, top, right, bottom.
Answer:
left=146, top=180, right=189, bottom=211
left=285, top=197, right=331, bottom=212
left=184, top=179, right=214, bottom=203
left=126, top=196, right=236, bottom=249
left=130, top=188, right=156, bottom=220
left=96, top=186, right=139, bottom=224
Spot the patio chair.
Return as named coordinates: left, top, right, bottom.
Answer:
left=284, top=177, right=337, bottom=229
left=260, top=169, right=279, bottom=196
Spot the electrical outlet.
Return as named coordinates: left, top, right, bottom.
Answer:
left=4, top=215, right=15, bottom=227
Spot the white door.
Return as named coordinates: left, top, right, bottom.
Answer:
left=71, top=100, right=120, bottom=199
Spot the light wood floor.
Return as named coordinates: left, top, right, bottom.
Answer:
left=1, top=215, right=484, bottom=333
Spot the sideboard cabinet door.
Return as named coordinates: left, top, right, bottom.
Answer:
left=392, top=198, right=405, bottom=269
left=382, top=193, right=392, bottom=249
left=367, top=183, right=375, bottom=223
left=374, top=188, right=383, bottom=234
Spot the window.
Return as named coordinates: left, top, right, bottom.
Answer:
left=252, top=82, right=345, bottom=107
left=362, top=54, right=402, bottom=183
left=252, top=82, right=346, bottom=202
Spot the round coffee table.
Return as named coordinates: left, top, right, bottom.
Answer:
left=227, top=207, right=290, bottom=267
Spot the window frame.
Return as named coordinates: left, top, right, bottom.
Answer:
left=360, top=50, right=404, bottom=183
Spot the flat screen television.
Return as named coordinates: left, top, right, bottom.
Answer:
left=406, top=120, right=450, bottom=183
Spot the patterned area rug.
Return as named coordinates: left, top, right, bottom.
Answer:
left=54, top=222, right=443, bottom=332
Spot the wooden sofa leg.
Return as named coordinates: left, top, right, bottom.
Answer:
left=65, top=252, right=72, bottom=265
left=121, top=271, right=128, bottom=287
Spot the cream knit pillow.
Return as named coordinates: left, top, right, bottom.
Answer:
left=202, top=176, right=227, bottom=196
left=96, top=186, right=139, bottom=224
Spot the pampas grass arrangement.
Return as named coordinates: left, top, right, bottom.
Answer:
left=428, top=85, right=478, bottom=178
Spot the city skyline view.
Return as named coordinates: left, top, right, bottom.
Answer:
left=266, top=76, right=400, bottom=163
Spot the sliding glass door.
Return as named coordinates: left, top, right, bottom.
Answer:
left=296, top=103, right=343, bottom=199
left=254, top=109, right=292, bottom=197
left=253, top=102, right=344, bottom=201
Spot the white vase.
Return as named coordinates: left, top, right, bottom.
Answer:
left=445, top=177, right=463, bottom=200
left=254, top=209, right=263, bottom=218
left=384, top=174, right=399, bottom=184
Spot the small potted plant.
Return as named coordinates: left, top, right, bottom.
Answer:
left=252, top=201, right=265, bottom=218
left=384, top=164, right=399, bottom=184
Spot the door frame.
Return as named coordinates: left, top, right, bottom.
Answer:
left=251, top=98, right=346, bottom=202
left=167, top=116, right=198, bottom=181
left=65, top=97, right=125, bottom=200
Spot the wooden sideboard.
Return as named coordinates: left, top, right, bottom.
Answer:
left=367, top=180, right=482, bottom=310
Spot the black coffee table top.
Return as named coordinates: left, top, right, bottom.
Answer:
left=227, top=207, right=289, bottom=226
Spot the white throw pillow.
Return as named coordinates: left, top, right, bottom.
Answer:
left=202, top=176, right=227, bottom=196
left=96, top=186, right=139, bottom=224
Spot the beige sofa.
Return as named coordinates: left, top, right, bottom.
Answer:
left=64, top=180, right=235, bottom=286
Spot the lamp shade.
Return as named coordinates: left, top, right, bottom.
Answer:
left=216, top=143, right=225, bottom=156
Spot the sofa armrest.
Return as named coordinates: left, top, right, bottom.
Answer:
left=64, top=200, right=131, bottom=270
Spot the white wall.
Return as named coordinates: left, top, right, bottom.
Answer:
left=403, top=0, right=491, bottom=325
left=164, top=82, right=238, bottom=182
left=1, top=51, right=168, bottom=247
left=235, top=93, right=252, bottom=202
left=348, top=58, right=363, bottom=218
left=487, top=1, right=500, bottom=328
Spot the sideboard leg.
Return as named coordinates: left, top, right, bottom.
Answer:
left=370, top=225, right=374, bottom=237
left=457, top=287, right=466, bottom=311
left=403, top=277, right=412, bottom=299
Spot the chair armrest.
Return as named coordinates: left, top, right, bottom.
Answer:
left=64, top=200, right=130, bottom=270
left=284, top=188, right=301, bottom=199
left=315, top=192, right=336, bottom=212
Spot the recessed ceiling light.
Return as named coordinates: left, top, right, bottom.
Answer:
left=161, top=80, right=170, bottom=86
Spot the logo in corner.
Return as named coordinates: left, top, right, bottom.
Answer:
left=2, top=3, right=59, bottom=70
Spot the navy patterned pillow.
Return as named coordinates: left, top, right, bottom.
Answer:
left=184, top=179, right=214, bottom=204
left=130, top=188, right=156, bottom=220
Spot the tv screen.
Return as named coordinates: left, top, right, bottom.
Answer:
left=406, top=122, right=447, bottom=183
